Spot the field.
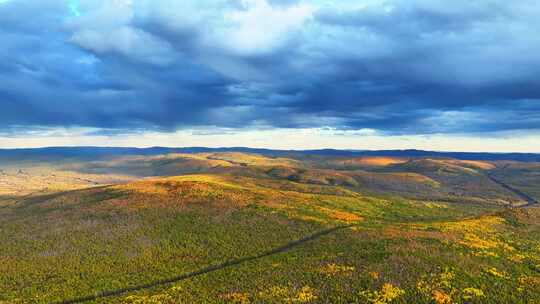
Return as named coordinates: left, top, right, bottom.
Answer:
left=0, top=151, right=539, bottom=303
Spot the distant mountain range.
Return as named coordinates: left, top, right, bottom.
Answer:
left=0, top=146, right=539, bottom=162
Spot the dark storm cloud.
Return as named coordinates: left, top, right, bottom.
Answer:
left=1, top=0, right=540, bottom=135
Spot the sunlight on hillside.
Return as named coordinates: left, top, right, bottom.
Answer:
left=0, top=152, right=538, bottom=303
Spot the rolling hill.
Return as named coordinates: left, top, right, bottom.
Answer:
left=0, top=150, right=539, bottom=303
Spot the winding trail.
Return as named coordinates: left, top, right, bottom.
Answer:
left=486, top=174, right=539, bottom=208
left=53, top=225, right=353, bottom=304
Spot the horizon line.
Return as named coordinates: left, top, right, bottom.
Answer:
left=0, top=146, right=538, bottom=155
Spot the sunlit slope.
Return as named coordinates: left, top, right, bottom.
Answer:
left=62, top=153, right=234, bottom=177
left=53, top=152, right=530, bottom=206
left=64, top=152, right=299, bottom=177
left=384, top=159, right=488, bottom=175
left=56, top=153, right=448, bottom=201
left=320, top=156, right=409, bottom=169
left=0, top=174, right=499, bottom=303
left=261, top=161, right=519, bottom=205
left=0, top=165, right=133, bottom=197
left=374, top=159, right=521, bottom=205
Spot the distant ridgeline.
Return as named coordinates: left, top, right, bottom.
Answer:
left=0, top=147, right=540, bottom=162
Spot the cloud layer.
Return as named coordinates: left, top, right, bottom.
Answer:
left=1, top=0, right=540, bottom=135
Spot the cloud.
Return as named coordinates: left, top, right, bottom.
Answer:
left=211, top=0, right=315, bottom=56
left=0, top=0, right=539, bottom=136
left=71, top=26, right=177, bottom=65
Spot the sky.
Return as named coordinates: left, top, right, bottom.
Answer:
left=1, top=0, right=540, bottom=152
